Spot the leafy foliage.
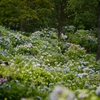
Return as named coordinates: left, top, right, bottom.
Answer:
left=64, top=29, right=97, bottom=53
left=68, top=0, right=98, bottom=29
left=0, top=26, right=100, bottom=100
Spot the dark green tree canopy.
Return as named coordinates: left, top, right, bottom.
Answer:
left=0, top=0, right=98, bottom=31
left=68, top=0, right=98, bottom=29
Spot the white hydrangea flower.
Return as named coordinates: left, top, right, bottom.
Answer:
left=21, top=98, right=26, bottom=100
left=49, top=86, right=75, bottom=100
left=78, top=93, right=89, bottom=99
left=96, top=86, right=100, bottom=96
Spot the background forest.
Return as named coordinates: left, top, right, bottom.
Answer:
left=0, top=0, right=100, bottom=100
left=0, top=0, right=98, bottom=32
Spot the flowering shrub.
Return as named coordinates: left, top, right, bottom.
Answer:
left=0, top=25, right=100, bottom=100
left=62, top=25, right=76, bottom=33
left=15, top=43, right=39, bottom=56
left=67, top=29, right=97, bottom=53
left=65, top=44, right=86, bottom=60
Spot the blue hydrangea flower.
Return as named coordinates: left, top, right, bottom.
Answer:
left=2, top=51, right=7, bottom=55
left=0, top=37, right=2, bottom=41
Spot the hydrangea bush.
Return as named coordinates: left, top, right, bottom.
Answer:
left=66, top=29, right=97, bottom=53
left=0, top=26, right=100, bottom=100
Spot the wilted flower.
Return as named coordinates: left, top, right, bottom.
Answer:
left=6, top=74, right=10, bottom=78
left=0, top=63, right=6, bottom=66
left=49, top=86, right=75, bottom=100
left=10, top=63, right=15, bottom=66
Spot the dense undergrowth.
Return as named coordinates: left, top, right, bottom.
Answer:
left=0, top=25, right=100, bottom=100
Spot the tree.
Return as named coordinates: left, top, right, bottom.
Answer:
left=0, top=0, right=37, bottom=31
left=0, top=0, right=21, bottom=29
left=51, top=0, right=68, bottom=41
left=68, top=0, right=98, bottom=29
left=0, top=0, right=53, bottom=32
left=97, top=1, right=100, bottom=60
left=68, top=0, right=100, bottom=60
left=23, top=0, right=53, bottom=31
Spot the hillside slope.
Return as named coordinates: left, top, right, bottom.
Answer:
left=0, top=26, right=100, bottom=100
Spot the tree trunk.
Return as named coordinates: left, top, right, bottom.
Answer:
left=58, top=25, right=61, bottom=42
left=20, top=21, right=24, bottom=31
left=97, top=1, right=100, bottom=60
left=57, top=0, right=64, bottom=42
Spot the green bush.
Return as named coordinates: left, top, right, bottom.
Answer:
left=67, top=30, right=97, bottom=53
left=65, top=44, right=86, bottom=60
left=0, top=26, right=100, bottom=100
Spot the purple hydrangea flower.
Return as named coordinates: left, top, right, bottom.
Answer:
left=0, top=78, right=8, bottom=84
